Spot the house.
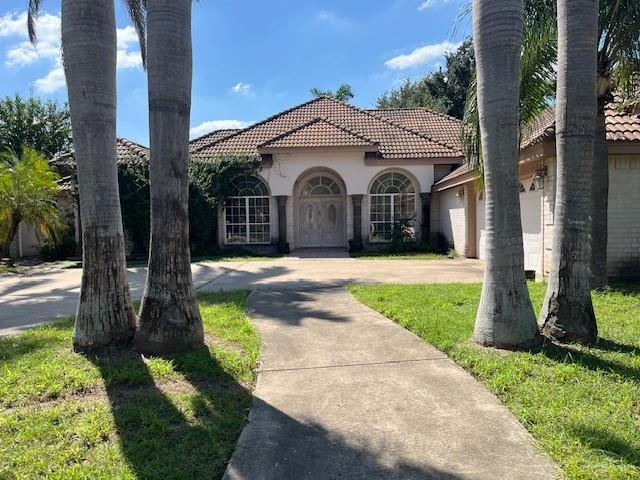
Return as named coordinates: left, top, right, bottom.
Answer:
left=432, top=102, right=640, bottom=280
left=11, top=95, right=640, bottom=281
left=190, top=96, right=464, bottom=252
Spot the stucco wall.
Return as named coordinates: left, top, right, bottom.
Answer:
left=439, top=187, right=467, bottom=256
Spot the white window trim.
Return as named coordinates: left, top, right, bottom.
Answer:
left=224, top=195, right=271, bottom=245
left=369, top=192, right=417, bottom=243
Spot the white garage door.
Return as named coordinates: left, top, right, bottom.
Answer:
left=475, top=186, right=541, bottom=272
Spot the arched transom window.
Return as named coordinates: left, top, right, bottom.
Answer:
left=224, top=175, right=270, bottom=244
left=301, top=175, right=342, bottom=196
left=369, top=171, right=417, bottom=242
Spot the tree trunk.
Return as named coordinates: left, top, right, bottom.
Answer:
left=590, top=102, right=608, bottom=289
left=472, top=0, right=539, bottom=349
left=539, top=0, right=598, bottom=344
left=61, top=0, right=136, bottom=349
left=136, top=0, right=203, bottom=355
left=1, top=214, right=21, bottom=261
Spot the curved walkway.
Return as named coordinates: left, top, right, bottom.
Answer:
left=224, top=287, right=558, bottom=480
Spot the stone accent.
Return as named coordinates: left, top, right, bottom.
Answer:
left=348, top=194, right=364, bottom=252
left=275, top=195, right=290, bottom=253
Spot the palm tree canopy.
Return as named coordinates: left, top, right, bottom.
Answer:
left=27, top=0, right=147, bottom=65
left=0, top=148, right=65, bottom=247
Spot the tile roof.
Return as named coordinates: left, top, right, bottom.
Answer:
left=258, top=117, right=378, bottom=150
left=368, top=108, right=463, bottom=153
left=192, top=96, right=464, bottom=160
left=189, top=129, right=241, bottom=152
left=521, top=101, right=640, bottom=148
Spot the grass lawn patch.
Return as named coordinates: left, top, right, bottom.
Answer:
left=350, top=282, right=640, bottom=480
left=0, top=265, right=17, bottom=274
left=0, top=290, right=259, bottom=479
left=350, top=250, right=455, bottom=260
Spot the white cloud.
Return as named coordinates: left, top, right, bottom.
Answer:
left=417, top=0, right=451, bottom=10
left=385, top=41, right=460, bottom=70
left=0, top=11, right=142, bottom=93
left=190, top=120, right=253, bottom=139
left=315, top=10, right=351, bottom=29
left=231, top=82, right=253, bottom=96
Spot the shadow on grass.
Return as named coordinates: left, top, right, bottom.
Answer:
left=540, top=341, right=640, bottom=382
left=568, top=423, right=640, bottom=469
left=86, top=345, right=251, bottom=479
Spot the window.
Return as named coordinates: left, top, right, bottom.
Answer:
left=369, top=171, right=416, bottom=242
left=224, top=175, right=270, bottom=244
left=301, top=175, right=341, bottom=196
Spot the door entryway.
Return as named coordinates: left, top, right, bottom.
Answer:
left=296, top=172, right=346, bottom=248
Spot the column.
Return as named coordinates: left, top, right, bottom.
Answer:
left=420, top=192, right=432, bottom=243
left=275, top=195, right=290, bottom=254
left=349, top=194, right=364, bottom=251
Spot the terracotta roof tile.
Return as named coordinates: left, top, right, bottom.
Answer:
left=369, top=108, right=463, bottom=153
left=192, top=96, right=464, bottom=160
left=521, top=101, right=640, bottom=148
left=258, top=117, right=378, bottom=149
left=189, top=129, right=241, bottom=152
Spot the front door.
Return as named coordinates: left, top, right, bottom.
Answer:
left=299, top=197, right=344, bottom=247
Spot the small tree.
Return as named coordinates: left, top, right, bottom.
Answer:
left=0, top=95, right=72, bottom=159
left=0, top=148, right=64, bottom=261
left=310, top=84, right=355, bottom=102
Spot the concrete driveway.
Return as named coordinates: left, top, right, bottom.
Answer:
left=0, top=253, right=483, bottom=336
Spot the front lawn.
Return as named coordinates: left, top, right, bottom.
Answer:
left=0, top=265, right=17, bottom=274
left=0, top=291, right=259, bottom=479
left=350, top=250, right=454, bottom=260
left=350, top=282, right=640, bottom=480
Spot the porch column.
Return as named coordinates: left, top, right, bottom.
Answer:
left=349, top=194, right=364, bottom=251
left=420, top=192, right=432, bottom=243
left=275, top=195, right=290, bottom=254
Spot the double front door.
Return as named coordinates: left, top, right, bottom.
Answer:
left=299, top=197, right=344, bottom=247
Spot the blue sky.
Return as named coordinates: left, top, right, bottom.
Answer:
left=0, top=0, right=469, bottom=145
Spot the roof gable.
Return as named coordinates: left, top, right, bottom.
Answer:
left=258, top=117, right=378, bottom=150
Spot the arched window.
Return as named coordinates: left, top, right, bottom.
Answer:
left=369, top=171, right=416, bottom=242
left=301, top=175, right=342, bottom=196
left=224, top=175, right=270, bottom=244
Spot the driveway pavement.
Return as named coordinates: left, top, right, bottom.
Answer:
left=223, top=287, right=558, bottom=479
left=0, top=254, right=483, bottom=336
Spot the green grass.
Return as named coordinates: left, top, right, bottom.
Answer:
left=0, top=290, right=259, bottom=480
left=350, top=282, right=640, bottom=480
left=0, top=265, right=18, bottom=274
left=350, top=249, right=455, bottom=260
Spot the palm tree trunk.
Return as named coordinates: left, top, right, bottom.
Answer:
left=590, top=101, right=608, bottom=289
left=472, top=0, right=539, bottom=349
left=61, top=0, right=136, bottom=349
left=539, top=0, right=598, bottom=344
left=1, top=214, right=21, bottom=261
left=136, top=0, right=203, bottom=355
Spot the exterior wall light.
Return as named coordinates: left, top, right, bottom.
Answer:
left=532, top=166, right=547, bottom=191
left=456, top=188, right=464, bottom=205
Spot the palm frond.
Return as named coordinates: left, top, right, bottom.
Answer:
left=27, top=0, right=42, bottom=44
left=123, top=0, right=147, bottom=68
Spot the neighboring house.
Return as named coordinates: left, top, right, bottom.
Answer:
left=432, top=102, right=640, bottom=279
left=190, top=96, right=464, bottom=251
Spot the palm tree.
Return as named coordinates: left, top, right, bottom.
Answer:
left=28, top=0, right=137, bottom=349
left=0, top=148, right=64, bottom=260
left=135, top=0, right=203, bottom=355
left=539, top=0, right=598, bottom=344
left=471, top=0, right=540, bottom=348
left=590, top=0, right=640, bottom=288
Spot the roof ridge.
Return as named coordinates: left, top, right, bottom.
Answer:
left=188, top=128, right=241, bottom=146
left=191, top=96, right=328, bottom=154
left=258, top=117, right=378, bottom=148
left=357, top=104, right=463, bottom=155
left=369, top=106, right=462, bottom=123
left=117, top=137, right=149, bottom=151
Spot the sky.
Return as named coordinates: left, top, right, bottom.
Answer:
left=0, top=0, right=469, bottom=145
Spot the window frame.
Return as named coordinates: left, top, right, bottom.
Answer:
left=368, top=171, right=417, bottom=243
left=223, top=176, right=271, bottom=245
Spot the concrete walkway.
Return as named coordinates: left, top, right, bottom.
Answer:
left=0, top=256, right=483, bottom=335
left=224, top=287, right=558, bottom=480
